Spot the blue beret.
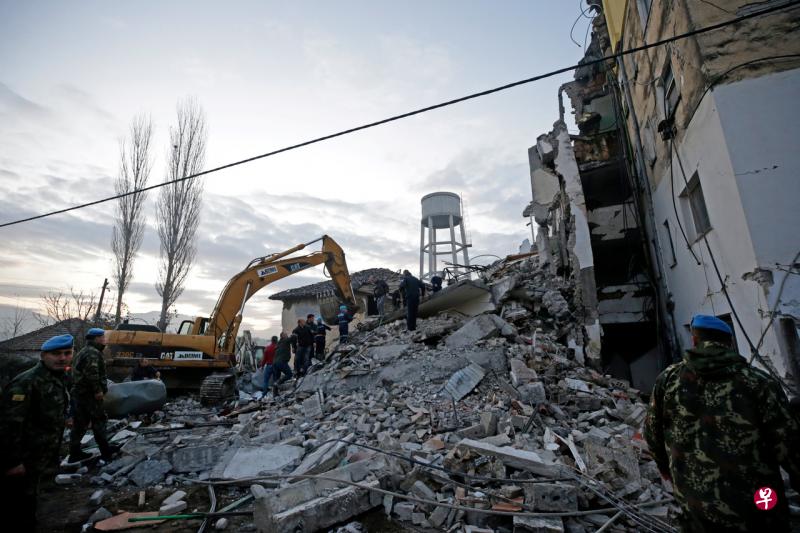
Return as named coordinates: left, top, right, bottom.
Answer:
left=41, top=334, right=74, bottom=352
left=691, top=315, right=733, bottom=335
left=85, top=327, right=106, bottom=338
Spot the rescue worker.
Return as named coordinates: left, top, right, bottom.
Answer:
left=645, top=315, right=800, bottom=532
left=399, top=270, right=425, bottom=331
left=314, top=317, right=331, bottom=360
left=372, top=277, right=390, bottom=317
left=68, top=328, right=119, bottom=463
left=305, top=314, right=317, bottom=359
left=0, top=334, right=73, bottom=532
left=259, top=336, right=278, bottom=393
left=336, top=304, right=353, bottom=343
left=431, top=274, right=443, bottom=293
left=271, top=332, right=293, bottom=395
left=291, top=318, right=315, bottom=377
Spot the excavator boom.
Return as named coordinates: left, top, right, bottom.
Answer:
left=105, top=235, right=358, bottom=400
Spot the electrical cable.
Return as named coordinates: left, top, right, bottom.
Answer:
left=2, top=0, right=799, bottom=229
left=751, top=248, right=800, bottom=358
left=685, top=54, right=800, bottom=129
left=176, top=473, right=674, bottom=525
left=670, top=144, right=794, bottom=392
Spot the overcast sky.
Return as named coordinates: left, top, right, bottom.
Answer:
left=0, top=1, right=591, bottom=338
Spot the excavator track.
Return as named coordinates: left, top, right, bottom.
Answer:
left=199, top=372, right=237, bottom=405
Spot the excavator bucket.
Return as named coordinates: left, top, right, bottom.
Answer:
left=319, top=297, right=358, bottom=325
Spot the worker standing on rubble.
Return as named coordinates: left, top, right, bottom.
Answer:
left=336, top=304, right=353, bottom=343
left=271, top=332, right=293, bottom=394
left=305, top=314, right=317, bottom=359
left=260, top=336, right=278, bottom=393
left=399, top=270, right=425, bottom=331
left=645, top=315, right=800, bottom=532
left=372, top=276, right=390, bottom=318
left=0, top=334, right=73, bottom=532
left=68, top=328, right=119, bottom=463
left=314, top=317, right=331, bottom=360
left=291, top=318, right=315, bottom=377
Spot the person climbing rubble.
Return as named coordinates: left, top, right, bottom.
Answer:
left=399, top=269, right=425, bottom=331
left=271, top=332, right=293, bottom=395
left=69, top=328, right=120, bottom=463
left=259, top=336, right=278, bottom=393
left=314, top=317, right=331, bottom=360
left=291, top=318, right=315, bottom=377
left=372, top=276, right=390, bottom=318
left=336, top=304, right=353, bottom=343
left=645, top=314, right=800, bottom=532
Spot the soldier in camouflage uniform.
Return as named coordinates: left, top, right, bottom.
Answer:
left=0, top=334, right=73, bottom=532
left=68, top=327, right=118, bottom=463
left=645, top=315, right=800, bottom=532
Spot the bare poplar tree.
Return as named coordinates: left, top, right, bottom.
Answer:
left=111, top=114, right=153, bottom=324
left=155, top=97, right=207, bottom=331
left=0, top=299, right=32, bottom=341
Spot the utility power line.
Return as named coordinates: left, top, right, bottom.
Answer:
left=1, top=0, right=798, bottom=230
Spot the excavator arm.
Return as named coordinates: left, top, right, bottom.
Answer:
left=207, top=235, right=357, bottom=355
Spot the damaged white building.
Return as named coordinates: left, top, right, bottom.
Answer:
left=525, top=0, right=800, bottom=391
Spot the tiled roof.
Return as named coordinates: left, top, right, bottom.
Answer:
left=0, top=318, right=91, bottom=352
left=269, top=268, right=402, bottom=301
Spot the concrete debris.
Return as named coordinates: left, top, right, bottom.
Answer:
left=129, top=459, right=172, bottom=488
left=37, top=253, right=677, bottom=532
left=444, top=362, right=486, bottom=401
left=87, top=506, right=113, bottom=525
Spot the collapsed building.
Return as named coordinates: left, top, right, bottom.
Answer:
left=525, top=0, right=800, bottom=393
left=43, top=253, right=684, bottom=533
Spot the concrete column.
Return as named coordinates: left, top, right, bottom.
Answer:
left=460, top=221, right=470, bottom=270
left=449, top=214, right=458, bottom=275
left=427, top=216, right=435, bottom=278
left=419, top=222, right=425, bottom=279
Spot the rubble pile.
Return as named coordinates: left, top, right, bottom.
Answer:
left=63, top=256, right=676, bottom=532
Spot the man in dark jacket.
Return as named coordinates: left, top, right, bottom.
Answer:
left=372, top=277, right=390, bottom=318
left=291, top=319, right=314, bottom=377
left=399, top=270, right=425, bottom=331
left=0, top=334, right=72, bottom=532
left=314, top=318, right=331, bottom=360
left=645, top=315, right=800, bottom=532
left=69, top=328, right=119, bottom=463
left=271, top=332, right=293, bottom=395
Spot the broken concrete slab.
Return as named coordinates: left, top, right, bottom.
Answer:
left=524, top=483, right=578, bottom=511
left=161, top=490, right=187, bottom=506
left=88, top=507, right=113, bottom=525
left=256, top=479, right=383, bottom=533
left=218, top=445, right=305, bottom=479
left=128, top=459, right=172, bottom=488
left=291, top=433, right=353, bottom=476
left=513, top=515, right=565, bottom=532
left=517, top=381, right=547, bottom=405
left=490, top=275, right=518, bottom=304
left=159, top=500, right=187, bottom=515
left=466, top=348, right=508, bottom=373
left=509, top=358, right=538, bottom=386
left=446, top=313, right=516, bottom=349
left=367, top=344, right=410, bottom=363
left=170, top=445, right=223, bottom=473
left=444, top=362, right=486, bottom=401
left=453, top=439, right=566, bottom=477
left=103, top=379, right=167, bottom=418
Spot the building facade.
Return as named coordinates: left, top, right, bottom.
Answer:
left=527, top=0, right=800, bottom=390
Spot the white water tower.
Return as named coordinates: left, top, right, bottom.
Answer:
left=419, top=192, right=470, bottom=280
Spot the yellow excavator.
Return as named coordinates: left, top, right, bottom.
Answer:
left=105, top=235, right=358, bottom=403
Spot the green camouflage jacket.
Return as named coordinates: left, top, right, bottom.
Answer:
left=645, top=342, right=800, bottom=532
left=0, top=361, right=69, bottom=473
left=71, top=342, right=107, bottom=398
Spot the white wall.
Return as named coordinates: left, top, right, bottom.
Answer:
left=649, top=70, right=800, bottom=377
left=715, top=68, right=800, bottom=323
